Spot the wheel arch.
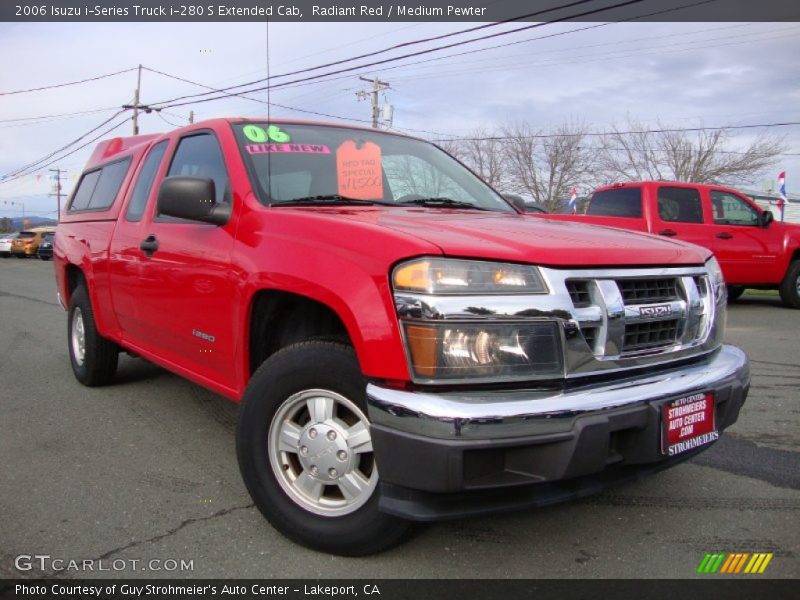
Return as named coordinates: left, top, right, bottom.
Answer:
left=247, top=289, right=356, bottom=378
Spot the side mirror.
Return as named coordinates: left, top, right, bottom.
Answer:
left=157, top=176, right=230, bottom=225
left=761, top=209, right=774, bottom=227
left=503, top=194, right=526, bottom=212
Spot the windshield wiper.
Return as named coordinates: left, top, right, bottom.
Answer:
left=272, top=195, right=392, bottom=206
left=396, top=197, right=492, bottom=211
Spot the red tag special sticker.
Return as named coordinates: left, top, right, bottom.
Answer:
left=336, top=140, right=383, bottom=200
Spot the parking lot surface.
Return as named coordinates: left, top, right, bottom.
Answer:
left=1, top=258, right=798, bottom=579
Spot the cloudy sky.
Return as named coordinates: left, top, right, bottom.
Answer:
left=1, top=15, right=798, bottom=219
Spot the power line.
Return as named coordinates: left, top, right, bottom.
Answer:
left=153, top=0, right=652, bottom=110
left=0, top=110, right=125, bottom=180
left=389, top=26, right=800, bottom=85
left=12, top=117, right=130, bottom=182
left=151, top=0, right=602, bottom=107
left=0, top=106, right=119, bottom=125
left=144, top=66, right=376, bottom=125
left=0, top=67, right=136, bottom=96
left=143, top=66, right=453, bottom=137
left=155, top=111, right=185, bottom=128
left=431, top=121, right=800, bottom=142
left=494, top=140, right=800, bottom=158
left=0, top=113, right=129, bottom=184
left=350, top=0, right=730, bottom=84
left=184, top=0, right=718, bottom=107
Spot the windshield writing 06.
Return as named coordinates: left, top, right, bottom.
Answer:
left=233, top=123, right=513, bottom=212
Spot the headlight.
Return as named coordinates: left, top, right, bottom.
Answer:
left=705, top=256, right=726, bottom=304
left=393, top=258, right=547, bottom=295
left=403, top=321, right=563, bottom=383
left=392, top=258, right=560, bottom=383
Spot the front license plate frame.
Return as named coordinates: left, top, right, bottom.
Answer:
left=661, top=391, right=718, bottom=456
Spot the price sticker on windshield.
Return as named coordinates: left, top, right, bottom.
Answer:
left=336, top=140, right=383, bottom=200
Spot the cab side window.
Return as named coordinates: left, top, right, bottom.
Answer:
left=166, top=133, right=230, bottom=204
left=657, top=187, right=704, bottom=223
left=587, top=187, right=642, bottom=217
left=126, top=140, right=168, bottom=222
left=711, top=191, right=759, bottom=226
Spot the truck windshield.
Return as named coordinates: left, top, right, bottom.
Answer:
left=232, top=122, right=513, bottom=213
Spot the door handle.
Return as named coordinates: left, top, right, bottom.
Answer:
left=716, top=232, right=734, bottom=240
left=140, top=234, right=159, bottom=257
left=658, top=229, right=677, bottom=237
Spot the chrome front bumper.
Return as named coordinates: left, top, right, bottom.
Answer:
left=367, top=345, right=749, bottom=440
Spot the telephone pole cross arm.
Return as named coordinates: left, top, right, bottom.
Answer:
left=122, top=64, right=162, bottom=133
left=356, top=76, right=390, bottom=129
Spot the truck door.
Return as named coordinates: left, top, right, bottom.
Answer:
left=652, top=185, right=711, bottom=249
left=132, top=130, right=240, bottom=391
left=709, top=189, right=783, bottom=284
left=109, top=140, right=170, bottom=342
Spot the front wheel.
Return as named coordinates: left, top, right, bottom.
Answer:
left=236, top=340, right=411, bottom=555
left=779, top=260, right=800, bottom=308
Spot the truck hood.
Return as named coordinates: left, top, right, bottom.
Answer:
left=327, top=207, right=711, bottom=267
left=314, top=207, right=711, bottom=266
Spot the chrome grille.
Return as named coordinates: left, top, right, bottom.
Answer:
left=566, top=280, right=592, bottom=308
left=582, top=326, right=599, bottom=350
left=561, top=271, right=714, bottom=359
left=617, top=278, right=679, bottom=304
left=623, top=319, right=680, bottom=352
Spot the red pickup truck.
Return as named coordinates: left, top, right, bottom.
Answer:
left=544, top=181, right=800, bottom=307
left=55, top=119, right=749, bottom=555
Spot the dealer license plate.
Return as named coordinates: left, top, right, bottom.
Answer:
left=661, top=392, right=718, bottom=456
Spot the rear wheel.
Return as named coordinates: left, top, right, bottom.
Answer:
left=779, top=260, right=800, bottom=309
left=726, top=285, right=745, bottom=302
left=68, top=285, right=119, bottom=385
left=236, top=340, right=411, bottom=555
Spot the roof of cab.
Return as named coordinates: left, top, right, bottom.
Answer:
left=595, top=180, right=744, bottom=193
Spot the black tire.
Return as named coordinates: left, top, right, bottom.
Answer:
left=726, top=285, right=745, bottom=302
left=236, top=340, right=412, bottom=556
left=779, top=260, right=800, bottom=309
left=67, top=284, right=119, bottom=386
left=15, top=254, right=25, bottom=259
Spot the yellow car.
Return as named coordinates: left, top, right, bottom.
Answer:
left=10, top=230, right=44, bottom=258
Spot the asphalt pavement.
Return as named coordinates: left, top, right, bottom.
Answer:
left=0, top=257, right=798, bottom=579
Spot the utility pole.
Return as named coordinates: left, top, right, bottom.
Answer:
left=49, top=168, right=66, bottom=221
left=132, top=64, right=142, bottom=134
left=189, top=110, right=194, bottom=124
left=122, top=64, right=161, bottom=134
left=356, top=76, right=390, bottom=129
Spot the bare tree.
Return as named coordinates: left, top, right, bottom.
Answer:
left=383, top=154, right=461, bottom=199
left=598, top=118, right=786, bottom=185
left=502, top=121, right=595, bottom=212
left=439, top=129, right=510, bottom=191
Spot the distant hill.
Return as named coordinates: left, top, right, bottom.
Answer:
left=0, top=216, right=58, bottom=232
